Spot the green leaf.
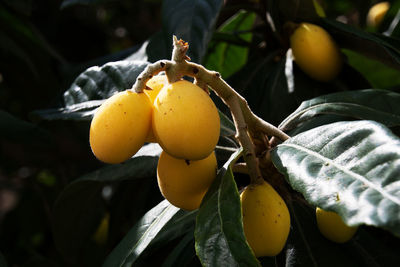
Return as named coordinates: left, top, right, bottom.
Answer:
left=287, top=114, right=352, bottom=136
left=312, top=0, right=326, bottom=17
left=102, top=200, right=179, bottom=267
left=321, top=18, right=400, bottom=70
left=80, top=155, right=159, bottom=183
left=146, top=210, right=197, bottom=250
left=279, top=89, right=400, bottom=132
left=219, top=110, right=235, bottom=137
left=162, top=0, right=224, bottom=63
left=161, top=230, right=195, bottom=267
left=195, top=149, right=260, bottom=267
left=204, top=10, right=256, bottom=78
left=63, top=60, right=149, bottom=106
left=343, top=49, right=400, bottom=89
left=271, top=120, right=400, bottom=237
left=32, top=100, right=103, bottom=121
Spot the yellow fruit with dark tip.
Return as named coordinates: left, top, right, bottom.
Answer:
left=89, top=90, right=152, bottom=164
left=290, top=23, right=342, bottom=82
left=316, top=207, right=358, bottom=243
left=157, top=150, right=217, bottom=211
left=144, top=74, right=169, bottom=143
left=152, top=80, right=220, bottom=160
left=241, top=180, right=290, bottom=257
left=367, top=2, right=390, bottom=28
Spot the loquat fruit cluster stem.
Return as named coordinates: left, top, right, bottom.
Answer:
left=131, top=36, right=290, bottom=185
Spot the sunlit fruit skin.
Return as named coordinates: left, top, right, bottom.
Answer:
left=144, top=75, right=169, bottom=143
left=157, top=150, right=217, bottom=211
left=152, top=80, right=220, bottom=160
left=89, top=90, right=152, bottom=164
left=240, top=180, right=291, bottom=257
left=290, top=23, right=343, bottom=82
left=367, top=2, right=390, bottom=28
left=316, top=207, right=358, bottom=243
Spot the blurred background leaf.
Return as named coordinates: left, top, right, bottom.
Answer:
left=204, top=10, right=256, bottom=79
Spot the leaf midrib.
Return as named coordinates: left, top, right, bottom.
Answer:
left=281, top=143, right=400, bottom=207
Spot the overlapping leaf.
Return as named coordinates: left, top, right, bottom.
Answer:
left=271, top=120, right=400, bottom=236
left=32, top=100, right=103, bottom=121
left=204, top=10, right=256, bottom=78
left=102, top=200, right=179, bottom=267
left=321, top=18, right=400, bottom=69
left=195, top=149, right=260, bottom=267
left=162, top=0, right=224, bottom=63
left=63, top=60, right=148, bottom=106
left=279, top=89, right=400, bottom=132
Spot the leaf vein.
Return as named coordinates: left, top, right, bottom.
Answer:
left=281, top=143, right=400, bottom=206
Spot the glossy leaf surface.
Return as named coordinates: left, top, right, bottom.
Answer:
left=63, top=60, right=148, bottom=106
left=103, top=200, right=179, bottom=267
left=272, top=120, right=400, bottom=236
left=279, top=89, right=400, bottom=131
left=162, top=0, right=223, bottom=63
left=195, top=149, right=260, bottom=267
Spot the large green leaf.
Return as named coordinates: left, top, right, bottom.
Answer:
left=279, top=89, right=400, bottom=132
left=78, top=155, right=159, bottom=182
left=32, top=100, right=103, bottom=121
left=162, top=0, right=224, bottom=63
left=102, top=200, right=179, bottom=267
left=321, top=18, right=400, bottom=69
left=271, top=120, right=400, bottom=237
left=195, top=149, right=260, bottom=267
left=63, top=60, right=148, bottom=106
left=204, top=10, right=256, bottom=78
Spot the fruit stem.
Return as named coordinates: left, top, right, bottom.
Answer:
left=131, top=36, right=290, bottom=184
left=232, top=162, right=249, bottom=175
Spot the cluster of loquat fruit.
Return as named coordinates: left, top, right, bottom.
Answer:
left=89, top=74, right=220, bottom=212
left=88, top=22, right=359, bottom=257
